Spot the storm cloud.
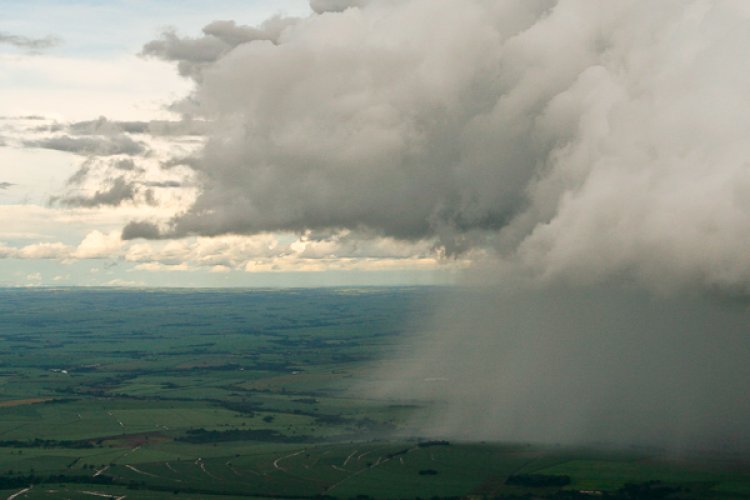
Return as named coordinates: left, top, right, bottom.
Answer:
left=133, top=0, right=750, bottom=296
left=126, top=0, right=750, bottom=451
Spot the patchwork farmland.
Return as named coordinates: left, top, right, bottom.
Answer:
left=0, top=288, right=748, bottom=498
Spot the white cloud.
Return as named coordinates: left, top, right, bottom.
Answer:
left=18, top=242, right=72, bottom=259
left=72, top=230, right=122, bottom=259
left=104, top=278, right=145, bottom=287
left=25, top=272, right=42, bottom=282
left=123, top=231, right=449, bottom=273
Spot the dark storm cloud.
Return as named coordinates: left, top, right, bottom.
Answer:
left=140, top=1, right=553, bottom=248
left=0, top=32, right=60, bottom=50
left=25, top=134, right=146, bottom=156
left=0, top=182, right=13, bottom=190
left=118, top=0, right=750, bottom=451
left=133, top=0, right=750, bottom=295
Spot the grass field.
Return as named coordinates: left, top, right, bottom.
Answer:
left=0, top=287, right=747, bottom=498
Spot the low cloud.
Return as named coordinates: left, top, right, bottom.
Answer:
left=64, top=158, right=147, bottom=188
left=72, top=230, right=122, bottom=259
left=0, top=32, right=61, bottom=51
left=1, top=227, right=442, bottom=274
left=0, top=115, right=46, bottom=121
left=121, top=221, right=163, bottom=240
left=69, top=117, right=148, bottom=135
left=68, top=116, right=208, bottom=137
left=0, top=231, right=121, bottom=261
left=16, top=242, right=72, bottom=260
left=25, top=134, right=146, bottom=156
left=123, top=231, right=444, bottom=273
left=142, top=19, right=298, bottom=79
left=53, top=177, right=137, bottom=208
left=53, top=168, right=184, bottom=208
left=0, top=182, right=13, bottom=190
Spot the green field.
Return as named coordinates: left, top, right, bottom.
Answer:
left=0, top=287, right=747, bottom=499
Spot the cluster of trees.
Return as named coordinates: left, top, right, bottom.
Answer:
left=176, top=428, right=306, bottom=444
left=417, top=440, right=450, bottom=448
left=505, top=474, right=572, bottom=487
left=618, top=480, right=682, bottom=499
left=0, top=438, right=93, bottom=449
left=504, top=475, right=683, bottom=498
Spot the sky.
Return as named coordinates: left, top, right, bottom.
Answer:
left=3, top=0, right=750, bottom=293
left=0, top=0, right=461, bottom=287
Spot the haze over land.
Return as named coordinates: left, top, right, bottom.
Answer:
left=3, top=0, right=750, bottom=452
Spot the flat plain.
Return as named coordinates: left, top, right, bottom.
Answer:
left=0, top=287, right=748, bottom=499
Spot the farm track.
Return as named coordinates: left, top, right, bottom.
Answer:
left=105, top=411, right=125, bottom=429
left=272, top=449, right=305, bottom=472
left=79, top=490, right=126, bottom=499
left=323, top=455, right=390, bottom=495
left=92, top=465, right=110, bottom=477
left=343, top=449, right=357, bottom=466
left=195, top=457, right=222, bottom=481
left=7, top=486, right=32, bottom=500
left=124, top=464, right=159, bottom=478
left=323, top=445, right=422, bottom=495
left=226, top=459, right=260, bottom=477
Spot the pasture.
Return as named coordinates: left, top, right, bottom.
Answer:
left=0, top=288, right=747, bottom=498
